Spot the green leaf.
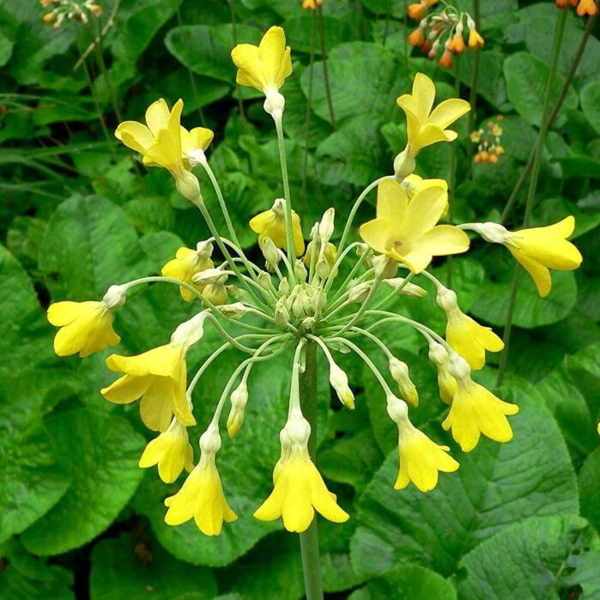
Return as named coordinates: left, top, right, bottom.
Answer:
left=300, top=42, right=409, bottom=125
left=350, top=385, right=579, bottom=579
left=579, top=447, right=600, bottom=533
left=565, top=341, right=600, bottom=419
left=21, top=409, right=145, bottom=555
left=39, top=194, right=151, bottom=301
left=504, top=51, right=578, bottom=128
left=348, top=566, right=456, bottom=600
left=581, top=81, right=600, bottom=136
left=90, top=533, right=217, bottom=600
left=455, top=515, right=598, bottom=599
left=0, top=540, right=74, bottom=600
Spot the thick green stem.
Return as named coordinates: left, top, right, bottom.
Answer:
left=497, top=9, right=567, bottom=387
left=298, top=343, right=324, bottom=600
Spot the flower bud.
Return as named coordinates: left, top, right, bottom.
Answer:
left=386, top=393, right=409, bottom=424
left=388, top=357, right=419, bottom=407
left=274, top=297, right=290, bottom=329
left=348, top=281, right=371, bottom=303
left=294, top=259, right=308, bottom=283
left=264, top=90, right=286, bottom=119
left=394, top=147, right=416, bottom=181
left=227, top=381, right=249, bottom=438
left=329, top=362, right=355, bottom=409
left=199, top=424, right=221, bottom=455
left=373, top=255, right=398, bottom=279
left=312, top=287, right=327, bottom=313
left=102, top=284, right=127, bottom=309
left=192, top=268, right=229, bottom=286
left=218, top=302, right=248, bottom=319
left=384, top=277, right=427, bottom=298
left=171, top=311, right=208, bottom=347
left=318, top=208, right=335, bottom=244
left=174, top=171, right=201, bottom=204
left=261, top=237, right=281, bottom=267
left=203, top=283, right=228, bottom=306
left=258, top=271, right=273, bottom=291
left=435, top=285, right=458, bottom=312
left=278, top=277, right=290, bottom=297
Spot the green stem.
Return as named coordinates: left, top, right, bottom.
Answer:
left=500, top=10, right=596, bottom=224
left=497, top=9, right=567, bottom=387
left=403, top=0, right=409, bottom=67
left=466, top=0, right=481, bottom=170
left=317, top=5, right=336, bottom=130
left=229, top=0, right=248, bottom=129
left=298, top=342, right=324, bottom=600
left=302, top=9, right=316, bottom=208
left=274, top=115, right=298, bottom=282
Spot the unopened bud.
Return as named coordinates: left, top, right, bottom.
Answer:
left=274, top=297, right=290, bottom=329
left=171, top=311, right=208, bottom=347
left=435, top=285, right=458, bottom=312
left=384, top=277, right=427, bottom=298
left=262, top=237, right=281, bottom=266
left=102, top=284, right=127, bottom=309
left=258, top=271, right=273, bottom=291
left=388, top=357, right=419, bottom=407
left=386, top=393, right=409, bottom=424
left=394, top=147, right=416, bottom=181
left=227, top=381, right=248, bottom=438
left=313, top=287, right=327, bottom=313
left=294, top=260, right=308, bottom=283
left=278, top=277, right=290, bottom=297
left=329, top=362, right=355, bottom=409
left=348, top=282, right=371, bottom=303
left=373, top=255, right=398, bottom=279
left=218, top=302, right=248, bottom=319
left=318, top=208, right=335, bottom=244
left=174, top=171, right=201, bottom=204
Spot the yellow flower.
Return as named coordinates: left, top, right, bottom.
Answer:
left=47, top=286, right=126, bottom=357
left=161, top=244, right=214, bottom=302
left=436, top=286, right=504, bottom=370
left=401, top=174, right=449, bottom=217
left=359, top=178, right=469, bottom=273
left=115, top=98, right=213, bottom=174
left=442, top=357, right=519, bottom=452
left=304, top=241, right=337, bottom=278
left=165, top=455, right=237, bottom=536
left=504, top=217, right=582, bottom=298
left=139, top=421, right=194, bottom=483
left=303, top=0, right=322, bottom=8
left=101, top=343, right=196, bottom=432
left=231, top=26, right=293, bottom=96
left=396, top=73, right=470, bottom=155
left=47, top=301, right=120, bottom=358
left=250, top=199, right=305, bottom=256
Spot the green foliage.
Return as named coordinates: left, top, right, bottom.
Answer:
left=0, top=0, right=599, bottom=597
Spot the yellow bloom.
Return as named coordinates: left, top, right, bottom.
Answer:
left=442, top=358, right=519, bottom=452
left=231, top=26, right=293, bottom=96
left=164, top=455, right=237, bottom=536
left=504, top=217, right=582, bottom=298
left=139, top=421, right=194, bottom=483
left=161, top=244, right=214, bottom=302
left=359, top=178, right=469, bottom=273
left=250, top=199, right=305, bottom=256
left=397, top=73, right=470, bottom=155
left=101, top=343, right=195, bottom=432
left=47, top=301, right=120, bottom=358
left=115, top=98, right=213, bottom=174
left=401, top=174, right=449, bottom=217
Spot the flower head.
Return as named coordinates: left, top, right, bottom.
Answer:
left=231, top=26, right=292, bottom=97
left=359, top=178, right=469, bottom=273
left=254, top=410, right=349, bottom=532
left=387, top=395, right=458, bottom=492
left=165, top=427, right=237, bottom=536
left=139, top=421, right=194, bottom=483
left=577, top=0, right=598, bottom=16
left=47, top=285, right=126, bottom=357
left=161, top=243, right=215, bottom=302
left=396, top=73, right=470, bottom=156
left=442, top=355, right=519, bottom=452
left=250, top=198, right=305, bottom=256
left=115, top=99, right=213, bottom=175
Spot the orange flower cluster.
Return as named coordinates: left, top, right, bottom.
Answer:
left=556, top=0, right=598, bottom=16
left=41, top=0, right=102, bottom=28
left=407, top=4, right=484, bottom=69
left=472, top=116, right=505, bottom=165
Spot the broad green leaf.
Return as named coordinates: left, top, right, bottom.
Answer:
left=0, top=30, right=13, bottom=67
left=139, top=231, right=184, bottom=273
left=0, top=540, right=74, bottom=600
left=285, top=14, right=359, bottom=55
left=565, top=341, right=600, bottom=419
left=90, top=533, right=217, bottom=600
left=39, top=194, right=151, bottom=301
left=300, top=42, right=410, bottom=125
left=456, top=515, right=598, bottom=599
left=21, top=409, right=145, bottom=555
left=320, top=520, right=365, bottom=593
left=124, top=197, right=176, bottom=234
left=350, top=385, right=579, bottom=579
left=579, top=447, right=600, bottom=533
left=581, top=81, right=600, bottom=136
left=504, top=51, right=578, bottom=128
left=348, top=566, right=456, bottom=600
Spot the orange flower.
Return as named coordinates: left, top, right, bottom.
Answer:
left=439, top=49, right=453, bottom=68
left=577, top=0, right=598, bottom=16
left=448, top=34, right=465, bottom=53
left=408, top=28, right=425, bottom=47
left=555, top=0, right=569, bottom=6
left=408, top=2, right=425, bottom=20
left=468, top=30, right=485, bottom=49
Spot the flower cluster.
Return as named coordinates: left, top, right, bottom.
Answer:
left=40, top=0, right=102, bottom=28
left=471, top=115, right=505, bottom=164
left=408, top=1, right=484, bottom=68
left=556, top=0, right=598, bottom=16
left=47, top=26, right=582, bottom=537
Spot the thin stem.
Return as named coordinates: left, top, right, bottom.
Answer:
left=301, top=9, right=316, bottom=209
left=403, top=0, right=409, bottom=67
left=317, top=5, right=336, bottom=130
left=497, top=9, right=567, bottom=387
left=335, top=274, right=383, bottom=336
left=466, top=0, right=481, bottom=169
left=297, top=342, right=324, bottom=600
left=229, top=0, right=248, bottom=129
left=273, top=115, right=298, bottom=281
left=324, top=242, right=367, bottom=294
left=90, top=23, right=122, bottom=122
left=500, top=9, right=595, bottom=224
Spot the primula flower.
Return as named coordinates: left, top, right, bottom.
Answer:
left=504, top=218, right=583, bottom=298
left=47, top=285, right=125, bottom=357
left=231, top=26, right=292, bottom=97
left=408, top=27, right=425, bottom=47
left=250, top=199, right=305, bottom=256
left=254, top=411, right=348, bottom=532
left=139, top=421, right=194, bottom=483
left=468, top=29, right=485, bottom=49
left=102, top=343, right=195, bottom=432
left=165, top=428, right=237, bottom=536
left=302, top=0, right=322, bottom=8
left=577, top=0, right=598, bottom=16
left=161, top=243, right=214, bottom=302
left=359, top=178, right=469, bottom=273
left=442, top=356, right=519, bottom=452
left=387, top=395, right=458, bottom=492
left=428, top=341, right=457, bottom=405
left=115, top=99, right=213, bottom=174
left=436, top=286, right=504, bottom=370
left=396, top=73, right=470, bottom=156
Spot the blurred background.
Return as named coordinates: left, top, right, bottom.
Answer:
left=0, top=0, right=599, bottom=598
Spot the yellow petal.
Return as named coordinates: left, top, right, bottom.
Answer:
left=428, top=98, right=471, bottom=129
left=403, top=185, right=448, bottom=239
left=140, top=379, right=176, bottom=432
left=181, top=126, right=214, bottom=153
left=145, top=99, right=171, bottom=135
left=101, top=374, right=151, bottom=405
left=358, top=218, right=396, bottom=255
left=115, top=121, right=154, bottom=154
left=410, top=225, right=470, bottom=257
left=376, top=178, right=408, bottom=222
left=106, top=344, right=183, bottom=379
left=259, top=26, right=292, bottom=89
left=508, top=247, right=552, bottom=297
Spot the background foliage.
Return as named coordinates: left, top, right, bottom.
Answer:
left=1, top=0, right=599, bottom=598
